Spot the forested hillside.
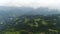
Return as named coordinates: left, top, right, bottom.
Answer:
left=0, top=7, right=60, bottom=34
left=0, top=0, right=60, bottom=34
left=0, top=14, right=60, bottom=34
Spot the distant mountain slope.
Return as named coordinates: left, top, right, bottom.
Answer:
left=0, top=6, right=60, bottom=16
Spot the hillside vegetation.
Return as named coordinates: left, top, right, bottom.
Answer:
left=0, top=14, right=60, bottom=34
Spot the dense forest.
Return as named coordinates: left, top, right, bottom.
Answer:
left=0, top=7, right=60, bottom=34
left=0, top=14, right=60, bottom=34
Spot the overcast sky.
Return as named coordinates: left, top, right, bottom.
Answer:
left=0, top=0, right=60, bottom=9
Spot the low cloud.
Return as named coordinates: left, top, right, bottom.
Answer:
left=0, top=0, right=60, bottom=9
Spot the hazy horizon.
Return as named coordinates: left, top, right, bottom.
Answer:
left=0, top=0, right=60, bottom=9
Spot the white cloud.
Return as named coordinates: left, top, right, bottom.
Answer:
left=0, top=0, right=60, bottom=8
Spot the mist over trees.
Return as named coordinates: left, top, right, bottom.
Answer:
left=0, top=6, right=60, bottom=16
left=0, top=7, right=60, bottom=34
